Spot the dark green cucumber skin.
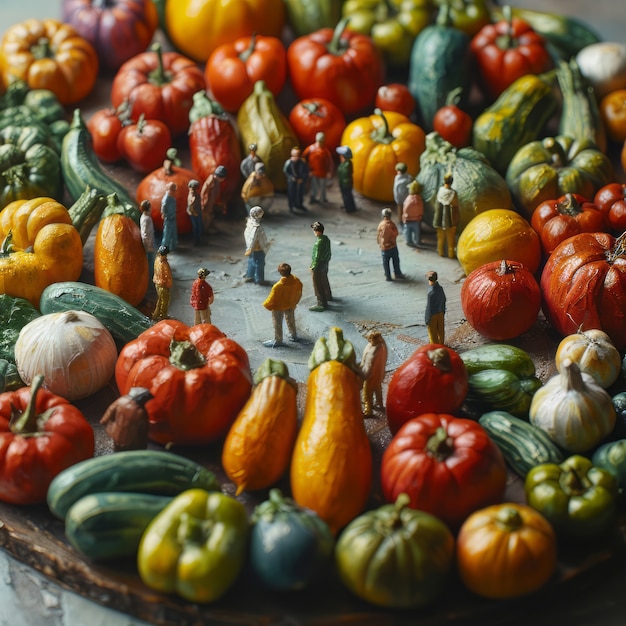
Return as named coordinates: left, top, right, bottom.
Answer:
left=479, top=410, right=565, bottom=477
left=47, top=450, right=220, bottom=520
left=65, top=492, right=172, bottom=561
left=460, top=344, right=536, bottom=378
left=39, top=281, right=153, bottom=345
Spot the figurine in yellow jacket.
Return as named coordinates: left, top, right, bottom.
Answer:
left=262, top=263, right=303, bottom=348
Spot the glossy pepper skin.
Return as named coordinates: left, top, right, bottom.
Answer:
left=284, top=0, right=343, bottom=38
left=0, top=374, right=94, bottom=504
left=115, top=319, right=252, bottom=446
left=340, top=108, right=425, bottom=202
left=137, top=489, right=249, bottom=603
left=287, top=18, right=385, bottom=115
left=525, top=455, right=619, bottom=538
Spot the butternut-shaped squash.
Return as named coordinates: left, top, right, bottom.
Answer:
left=222, top=358, right=298, bottom=495
left=290, top=327, right=371, bottom=535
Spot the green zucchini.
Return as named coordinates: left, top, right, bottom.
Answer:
left=472, top=72, right=558, bottom=175
left=460, top=344, right=536, bottom=378
left=467, top=369, right=523, bottom=407
left=67, top=187, right=108, bottom=245
left=557, top=58, right=607, bottom=154
left=61, top=108, right=139, bottom=221
left=65, top=492, right=172, bottom=561
left=47, top=450, right=220, bottom=520
left=39, top=281, right=153, bottom=345
left=479, top=410, right=565, bottom=477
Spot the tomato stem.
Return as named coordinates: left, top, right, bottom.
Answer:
left=557, top=193, right=582, bottom=217
left=495, top=506, right=523, bottom=530
left=148, top=42, right=171, bottom=86
left=239, top=33, right=257, bottom=63
left=300, top=102, right=324, bottom=118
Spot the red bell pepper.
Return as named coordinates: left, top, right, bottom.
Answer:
left=111, top=42, right=206, bottom=136
left=115, top=320, right=252, bottom=447
left=470, top=8, right=552, bottom=99
left=0, top=375, right=94, bottom=504
left=188, top=91, right=242, bottom=205
left=286, top=18, right=385, bottom=115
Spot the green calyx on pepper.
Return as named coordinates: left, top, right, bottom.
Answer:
left=524, top=454, right=619, bottom=538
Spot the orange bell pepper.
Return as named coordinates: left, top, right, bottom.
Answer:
left=340, top=108, right=425, bottom=203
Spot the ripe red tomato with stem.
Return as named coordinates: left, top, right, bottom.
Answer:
left=375, top=83, right=416, bottom=118
left=87, top=104, right=130, bottom=163
left=117, top=114, right=172, bottom=174
left=433, top=87, right=473, bottom=148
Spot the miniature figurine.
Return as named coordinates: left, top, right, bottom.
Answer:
left=241, top=162, right=274, bottom=213
left=393, top=162, right=412, bottom=223
left=152, top=245, right=173, bottom=321
left=186, top=179, right=204, bottom=246
left=402, top=179, right=424, bottom=248
left=302, top=131, right=333, bottom=205
left=262, top=263, right=303, bottom=348
left=190, top=268, right=214, bottom=325
left=139, top=199, right=156, bottom=278
left=336, top=145, right=357, bottom=213
left=160, top=181, right=178, bottom=252
left=360, top=331, right=388, bottom=417
left=240, top=142, right=263, bottom=179
left=434, top=172, right=460, bottom=259
left=377, top=208, right=405, bottom=282
left=425, top=270, right=446, bottom=345
left=244, top=206, right=270, bottom=285
left=100, top=387, right=153, bottom=451
left=283, top=147, right=309, bottom=213
left=201, top=164, right=227, bottom=233
left=309, top=221, right=332, bottom=312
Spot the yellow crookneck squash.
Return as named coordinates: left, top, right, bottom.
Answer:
left=290, top=327, right=372, bottom=535
left=0, top=197, right=83, bottom=307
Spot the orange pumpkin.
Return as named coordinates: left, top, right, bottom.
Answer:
left=94, top=213, right=148, bottom=306
left=457, top=503, right=557, bottom=599
left=290, top=327, right=371, bottom=535
left=222, top=359, right=298, bottom=496
left=0, top=19, right=98, bottom=105
left=456, top=208, right=541, bottom=276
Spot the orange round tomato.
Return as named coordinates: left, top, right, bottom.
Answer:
left=457, top=503, right=557, bottom=599
left=165, top=0, right=286, bottom=64
left=600, top=88, right=626, bottom=144
left=205, top=34, right=287, bottom=113
left=374, top=83, right=416, bottom=118
left=0, top=19, right=98, bottom=105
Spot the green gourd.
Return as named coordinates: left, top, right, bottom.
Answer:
left=408, top=4, right=471, bottom=131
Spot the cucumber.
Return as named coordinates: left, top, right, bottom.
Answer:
left=61, top=108, right=139, bottom=220
left=65, top=492, right=172, bottom=561
left=460, top=344, right=536, bottom=378
left=47, top=450, right=220, bottom=520
left=479, top=410, right=565, bottom=477
left=39, top=281, right=153, bottom=345
left=467, top=369, right=523, bottom=406
left=67, top=186, right=108, bottom=245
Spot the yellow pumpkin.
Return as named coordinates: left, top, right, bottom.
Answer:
left=0, top=197, right=83, bottom=307
left=555, top=329, right=622, bottom=389
left=456, top=208, right=541, bottom=276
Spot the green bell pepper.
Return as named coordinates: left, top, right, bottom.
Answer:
left=285, top=0, right=344, bottom=38
left=137, top=489, right=249, bottom=603
left=343, top=0, right=432, bottom=66
left=432, top=0, right=490, bottom=36
left=525, top=455, right=619, bottom=538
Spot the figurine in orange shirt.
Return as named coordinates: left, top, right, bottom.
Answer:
left=302, top=131, right=333, bottom=205
left=190, top=268, right=214, bottom=325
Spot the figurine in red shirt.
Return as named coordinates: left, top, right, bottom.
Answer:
left=302, top=131, right=333, bottom=205
left=190, top=267, right=214, bottom=325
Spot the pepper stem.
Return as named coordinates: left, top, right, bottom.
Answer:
left=370, top=109, right=394, bottom=145
left=9, top=374, right=47, bottom=435
left=169, top=339, right=207, bottom=371
left=426, top=427, right=454, bottom=461
left=327, top=18, right=350, bottom=56
left=148, top=42, right=169, bottom=86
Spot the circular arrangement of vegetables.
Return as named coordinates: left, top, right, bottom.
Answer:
left=1, top=1, right=626, bottom=622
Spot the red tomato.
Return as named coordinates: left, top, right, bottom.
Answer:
left=375, top=83, right=415, bottom=118
left=117, top=116, right=172, bottom=173
left=288, top=98, right=346, bottom=153
left=530, top=192, right=606, bottom=256
left=381, top=413, right=507, bottom=530
left=385, top=344, right=468, bottom=435
left=594, top=183, right=626, bottom=235
left=461, top=259, right=541, bottom=340
left=433, top=94, right=473, bottom=148
left=87, top=107, right=126, bottom=163
left=205, top=34, right=287, bottom=113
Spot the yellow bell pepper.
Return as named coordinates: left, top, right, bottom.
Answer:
left=0, top=197, right=83, bottom=307
left=340, top=109, right=425, bottom=202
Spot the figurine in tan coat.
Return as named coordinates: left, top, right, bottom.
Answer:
left=360, top=331, right=388, bottom=417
